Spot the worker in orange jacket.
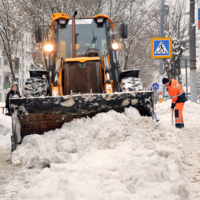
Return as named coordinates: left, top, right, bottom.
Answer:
left=162, top=78, right=187, bottom=128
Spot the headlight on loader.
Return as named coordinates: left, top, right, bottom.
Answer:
left=44, top=43, right=53, bottom=52
left=111, top=42, right=119, bottom=51
left=97, top=17, right=103, bottom=23
left=59, top=18, right=67, bottom=25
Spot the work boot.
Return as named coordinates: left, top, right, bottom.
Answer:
left=175, top=124, right=183, bottom=129
left=156, top=119, right=160, bottom=122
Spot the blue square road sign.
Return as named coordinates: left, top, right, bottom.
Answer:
left=151, top=37, right=172, bottom=59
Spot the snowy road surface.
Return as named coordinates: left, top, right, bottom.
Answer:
left=156, top=101, right=200, bottom=200
left=0, top=100, right=199, bottom=200
left=0, top=112, right=40, bottom=200
left=180, top=127, right=200, bottom=200
left=0, top=150, right=40, bottom=200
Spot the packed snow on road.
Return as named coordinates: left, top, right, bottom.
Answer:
left=0, top=100, right=200, bottom=200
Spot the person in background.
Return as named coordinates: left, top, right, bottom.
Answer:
left=5, top=83, right=21, bottom=115
left=162, top=78, right=187, bottom=128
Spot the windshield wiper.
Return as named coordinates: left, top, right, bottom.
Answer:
left=85, top=29, right=97, bottom=56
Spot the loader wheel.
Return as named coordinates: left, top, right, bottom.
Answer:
left=23, top=77, right=48, bottom=97
left=120, top=77, right=143, bottom=92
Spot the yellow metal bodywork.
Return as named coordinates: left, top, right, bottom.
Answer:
left=51, top=63, right=64, bottom=96
left=101, top=55, right=113, bottom=94
left=50, top=13, right=114, bottom=32
left=93, top=14, right=114, bottom=30
left=65, top=57, right=100, bottom=63
left=51, top=13, right=69, bottom=31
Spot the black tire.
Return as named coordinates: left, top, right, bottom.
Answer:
left=23, top=77, right=48, bottom=97
left=120, top=77, right=143, bottom=92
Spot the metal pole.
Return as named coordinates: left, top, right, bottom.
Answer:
left=185, top=59, right=188, bottom=100
left=72, top=11, right=77, bottom=58
left=190, top=0, right=197, bottom=102
left=22, top=34, right=24, bottom=94
left=159, top=0, right=164, bottom=103
left=48, top=54, right=52, bottom=96
left=154, top=90, right=157, bottom=104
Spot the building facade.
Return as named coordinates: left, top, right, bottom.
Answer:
left=0, top=32, right=33, bottom=102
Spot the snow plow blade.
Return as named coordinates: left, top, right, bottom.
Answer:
left=10, top=91, right=153, bottom=142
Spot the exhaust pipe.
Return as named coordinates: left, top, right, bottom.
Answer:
left=72, top=11, right=77, bottom=58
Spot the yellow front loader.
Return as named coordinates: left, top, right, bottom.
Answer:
left=10, top=12, right=153, bottom=151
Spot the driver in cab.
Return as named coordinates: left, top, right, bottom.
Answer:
left=76, top=39, right=88, bottom=56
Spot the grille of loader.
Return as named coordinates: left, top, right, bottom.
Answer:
left=64, top=61, right=101, bottom=95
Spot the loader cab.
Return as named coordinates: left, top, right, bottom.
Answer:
left=57, top=18, right=109, bottom=58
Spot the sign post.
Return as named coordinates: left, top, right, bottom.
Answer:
left=190, top=0, right=197, bottom=103
left=151, top=37, right=172, bottom=103
left=152, top=83, right=159, bottom=104
left=198, top=0, right=200, bottom=29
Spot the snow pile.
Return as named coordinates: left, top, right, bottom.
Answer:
left=0, top=104, right=12, bottom=149
left=14, top=107, right=190, bottom=200
left=120, top=77, right=143, bottom=92
left=0, top=123, right=11, bottom=149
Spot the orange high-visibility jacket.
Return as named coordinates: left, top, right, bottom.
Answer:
left=167, top=79, right=187, bottom=104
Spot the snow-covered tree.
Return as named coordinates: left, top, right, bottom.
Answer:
left=0, top=0, right=26, bottom=83
left=146, top=0, right=192, bottom=82
left=109, top=0, right=159, bottom=87
left=163, top=0, right=190, bottom=81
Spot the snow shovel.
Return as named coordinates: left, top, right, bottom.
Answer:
left=171, top=108, right=174, bottom=125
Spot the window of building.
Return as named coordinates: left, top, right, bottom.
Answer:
left=2, top=49, right=6, bottom=55
left=15, top=58, right=19, bottom=68
left=4, top=58, right=8, bottom=65
left=0, top=93, right=2, bottom=102
left=4, top=76, right=9, bottom=83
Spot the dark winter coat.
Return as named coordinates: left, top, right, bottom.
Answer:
left=5, top=90, right=21, bottom=113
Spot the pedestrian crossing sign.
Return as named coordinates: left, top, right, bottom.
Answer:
left=151, top=37, right=172, bottom=59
